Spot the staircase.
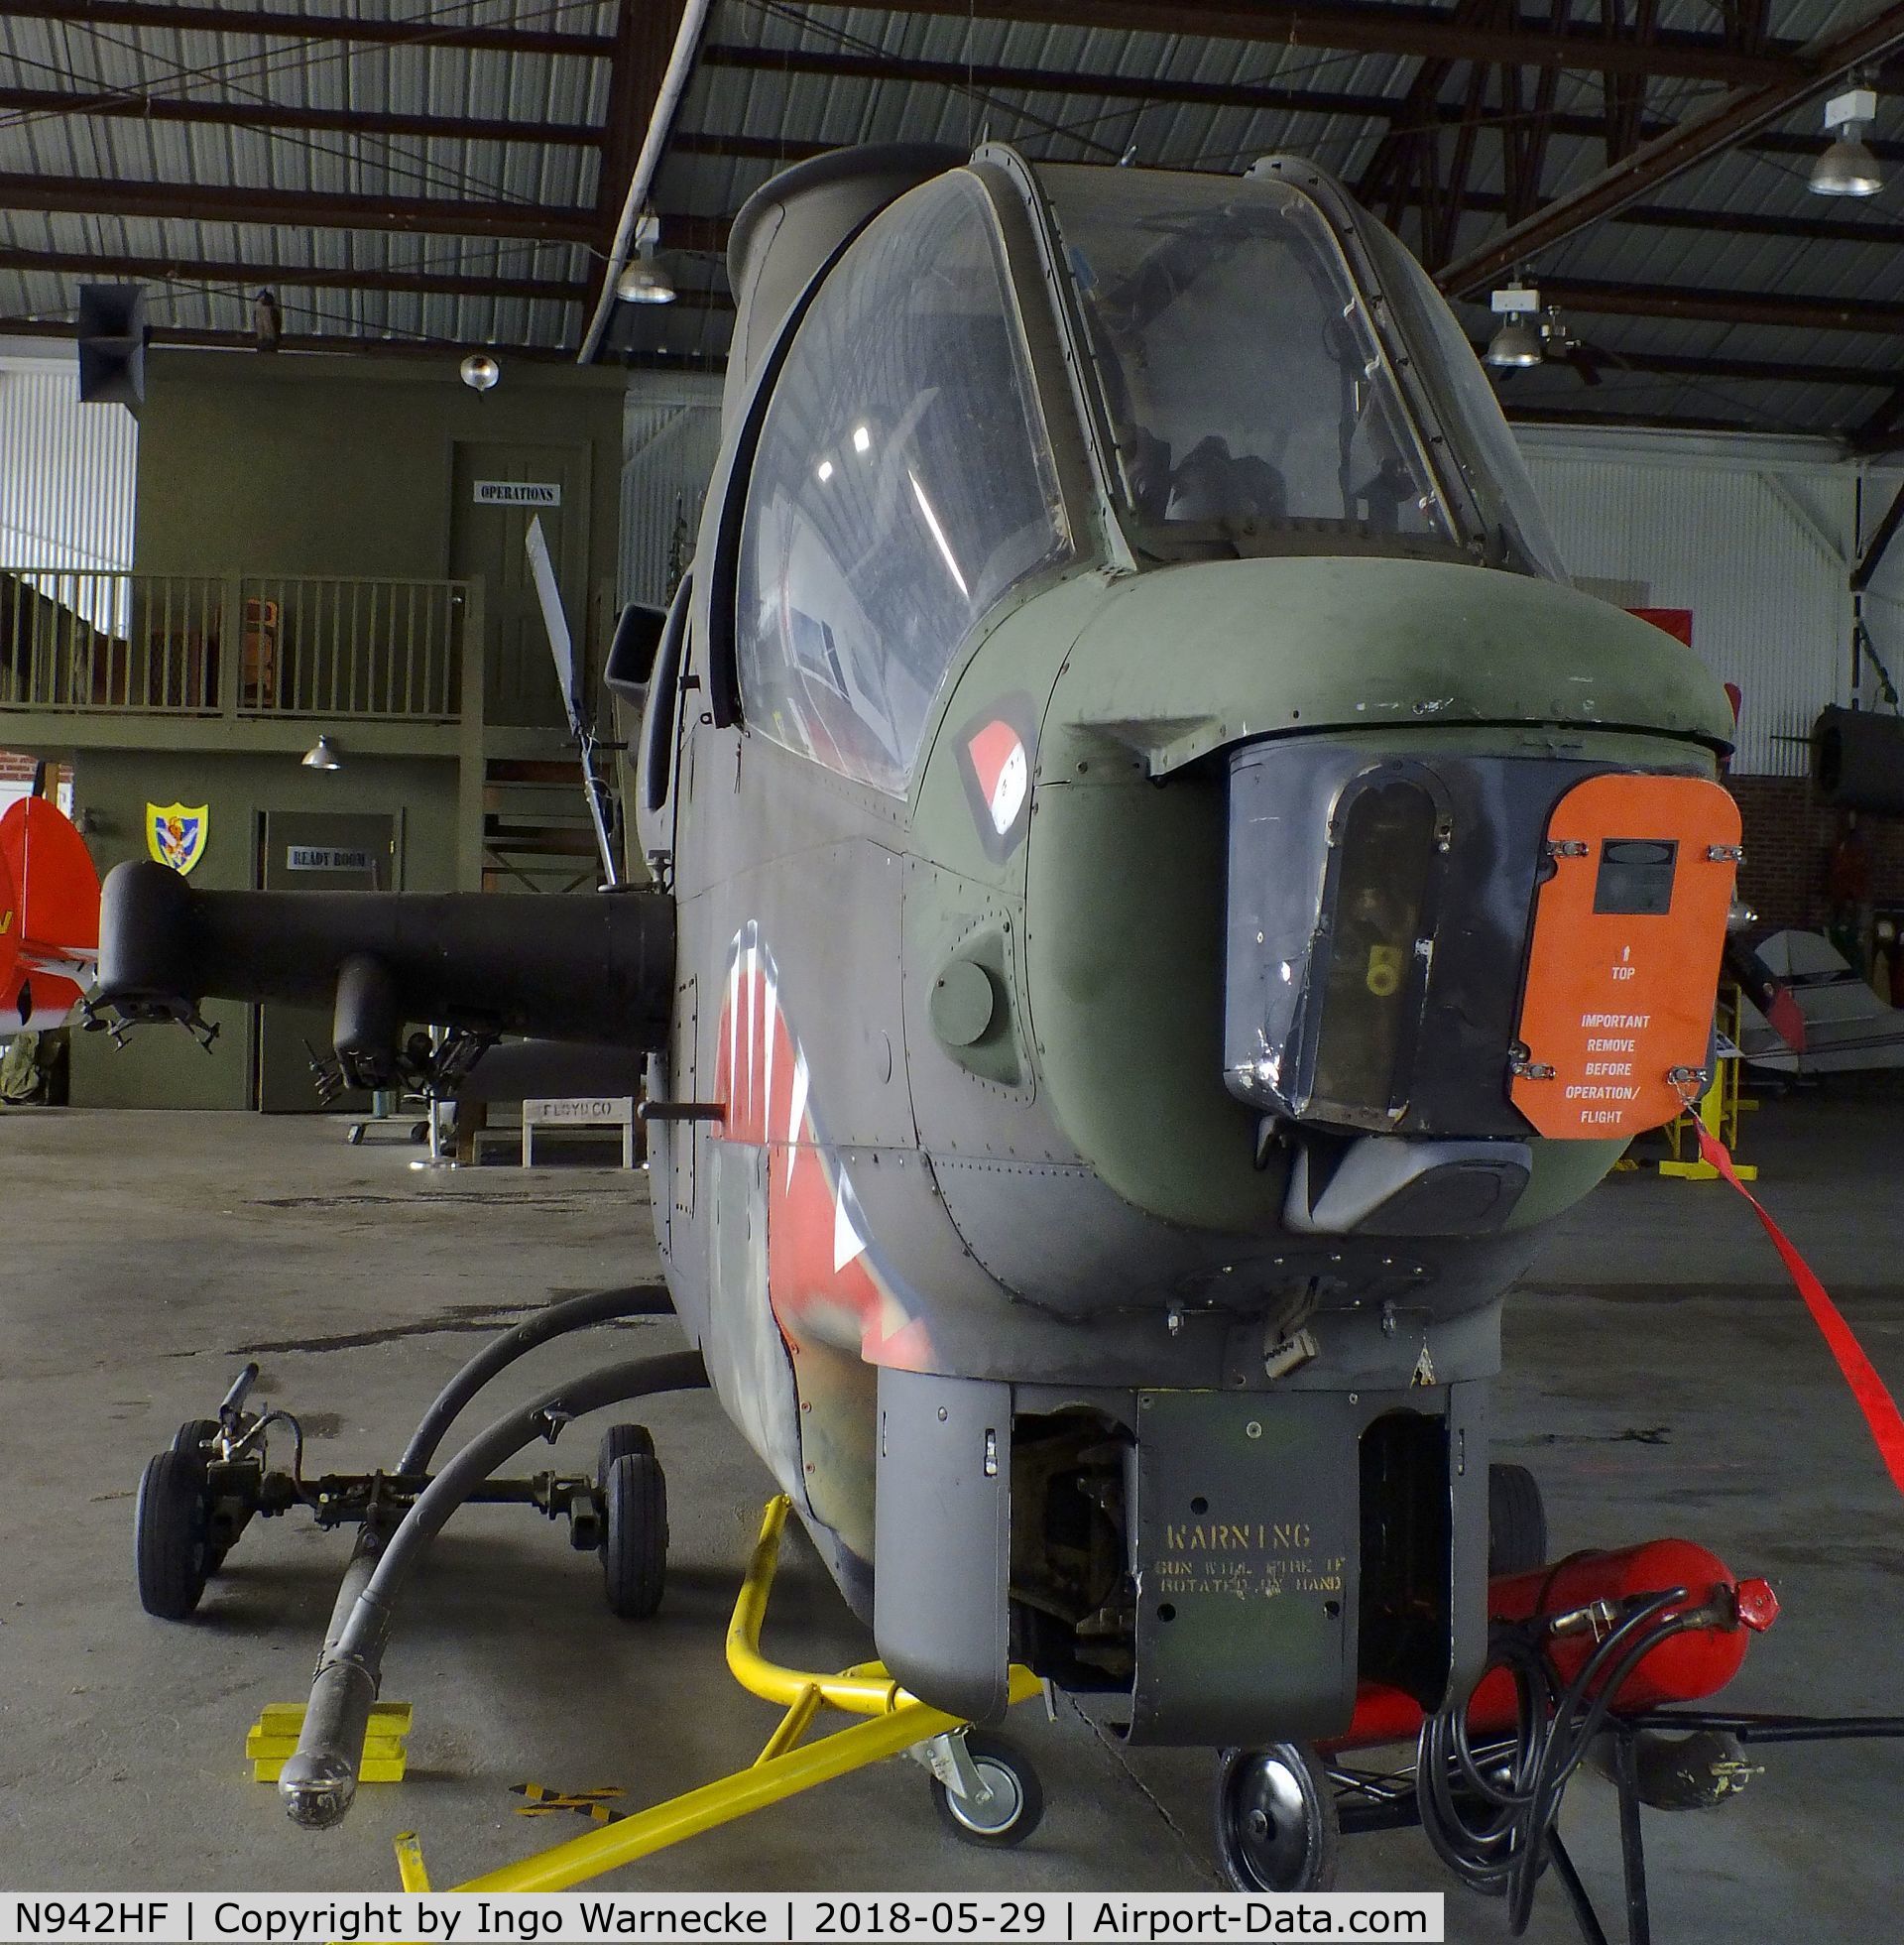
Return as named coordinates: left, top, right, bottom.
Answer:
left=481, top=756, right=610, bottom=894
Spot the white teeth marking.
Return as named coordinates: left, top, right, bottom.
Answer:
left=833, top=1173, right=867, bottom=1273
left=762, top=964, right=776, bottom=1153
left=785, top=1054, right=809, bottom=1188
left=727, top=945, right=740, bottom=1107
left=751, top=941, right=766, bottom=1128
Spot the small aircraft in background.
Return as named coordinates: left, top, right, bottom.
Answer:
left=1735, top=928, right=1904, bottom=1077
left=0, top=788, right=100, bottom=1037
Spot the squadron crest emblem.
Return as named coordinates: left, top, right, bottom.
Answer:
left=146, top=801, right=209, bottom=876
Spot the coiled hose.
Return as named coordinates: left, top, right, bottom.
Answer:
left=1416, top=1586, right=1706, bottom=1935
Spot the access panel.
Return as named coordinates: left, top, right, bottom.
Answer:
left=1512, top=774, right=1738, bottom=1139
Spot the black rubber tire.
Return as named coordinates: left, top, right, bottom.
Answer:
left=135, top=1449, right=213, bottom=1620
left=929, top=1733, right=1045, bottom=1849
left=1213, top=1744, right=1340, bottom=1892
left=1488, top=1462, right=1549, bottom=1577
left=600, top=1451, right=667, bottom=1619
left=598, top=1423, right=655, bottom=1481
left=169, top=1423, right=237, bottom=1571
left=410, top=1121, right=430, bottom=1145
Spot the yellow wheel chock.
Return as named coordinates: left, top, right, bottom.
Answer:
left=397, top=1495, right=1044, bottom=1893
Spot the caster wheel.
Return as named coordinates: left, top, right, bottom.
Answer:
left=598, top=1423, right=655, bottom=1478
left=171, top=1418, right=221, bottom=1458
left=930, top=1734, right=1045, bottom=1849
left=345, top=1124, right=365, bottom=1146
left=135, top=1449, right=214, bottom=1620
left=1214, top=1744, right=1339, bottom=1891
left=600, top=1450, right=666, bottom=1619
left=410, top=1121, right=430, bottom=1145
left=1488, top=1462, right=1548, bottom=1576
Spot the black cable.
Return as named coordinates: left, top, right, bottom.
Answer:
left=1416, top=1587, right=1709, bottom=1935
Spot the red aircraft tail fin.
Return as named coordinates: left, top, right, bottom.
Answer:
left=0, top=796, right=102, bottom=1031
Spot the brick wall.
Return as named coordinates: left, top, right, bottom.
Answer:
left=1729, top=774, right=1904, bottom=930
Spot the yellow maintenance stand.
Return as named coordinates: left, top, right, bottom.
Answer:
left=394, top=1495, right=1045, bottom=1892
left=1660, top=984, right=1758, bottom=1182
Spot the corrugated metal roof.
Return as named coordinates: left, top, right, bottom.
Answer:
left=1, top=0, right=1901, bottom=427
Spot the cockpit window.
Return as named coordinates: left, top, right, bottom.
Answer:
left=1043, top=164, right=1451, bottom=553
left=735, top=173, right=1071, bottom=795
left=1359, top=221, right=1567, bottom=581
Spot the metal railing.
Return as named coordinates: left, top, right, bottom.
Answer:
left=237, top=576, right=464, bottom=720
left=0, top=569, right=468, bottom=721
left=0, top=569, right=220, bottom=712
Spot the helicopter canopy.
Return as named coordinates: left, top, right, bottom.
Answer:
left=729, top=151, right=1567, bottom=798
left=736, top=171, right=1071, bottom=796
left=1038, top=160, right=1565, bottom=580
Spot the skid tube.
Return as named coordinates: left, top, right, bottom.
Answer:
left=397, top=1496, right=1044, bottom=1893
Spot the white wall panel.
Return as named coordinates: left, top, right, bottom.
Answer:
left=1519, top=429, right=1854, bottom=777
left=0, top=360, right=137, bottom=576
left=618, top=373, right=723, bottom=610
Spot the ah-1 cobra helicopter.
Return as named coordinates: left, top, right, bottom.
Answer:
left=99, top=141, right=1744, bottom=1886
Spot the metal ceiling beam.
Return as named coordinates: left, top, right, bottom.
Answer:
left=1543, top=275, right=1904, bottom=336
left=1849, top=387, right=1904, bottom=450
left=597, top=0, right=684, bottom=248
left=0, top=84, right=602, bottom=147
left=672, top=126, right=1904, bottom=259
left=0, top=314, right=574, bottom=356
left=1611, top=199, right=1904, bottom=247
left=0, top=241, right=593, bottom=304
left=0, top=171, right=600, bottom=242
left=1436, top=0, right=1904, bottom=296
left=1470, top=339, right=1901, bottom=389
left=674, top=125, right=1904, bottom=233
left=1501, top=404, right=1769, bottom=432
left=826, top=0, right=1796, bottom=82
left=0, top=2, right=615, bottom=57
left=1851, top=483, right=1904, bottom=587
left=697, top=40, right=1904, bottom=165
left=1445, top=185, right=1904, bottom=248
left=580, top=0, right=712, bottom=361
left=0, top=313, right=723, bottom=372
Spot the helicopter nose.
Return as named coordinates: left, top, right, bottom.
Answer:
left=1223, top=737, right=1740, bottom=1197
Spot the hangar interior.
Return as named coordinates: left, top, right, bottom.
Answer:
left=2, top=1, right=1904, bottom=1938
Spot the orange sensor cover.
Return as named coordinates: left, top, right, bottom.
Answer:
left=1512, top=774, right=1740, bottom=1141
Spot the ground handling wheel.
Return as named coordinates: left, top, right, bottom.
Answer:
left=1488, top=1461, right=1549, bottom=1576
left=600, top=1449, right=667, bottom=1619
left=171, top=1418, right=221, bottom=1458
left=929, top=1733, right=1045, bottom=1849
left=599, top=1423, right=655, bottom=1473
left=135, top=1448, right=216, bottom=1620
left=1214, top=1744, right=1340, bottom=1891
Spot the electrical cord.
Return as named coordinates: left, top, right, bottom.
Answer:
left=1416, top=1586, right=1708, bottom=1935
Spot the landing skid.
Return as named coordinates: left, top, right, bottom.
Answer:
left=398, top=1498, right=1050, bottom=1891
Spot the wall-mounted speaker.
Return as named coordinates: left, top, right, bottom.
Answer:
left=76, top=284, right=147, bottom=407
left=1814, top=704, right=1904, bottom=815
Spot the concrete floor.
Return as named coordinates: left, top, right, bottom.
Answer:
left=2, top=1095, right=1901, bottom=1939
